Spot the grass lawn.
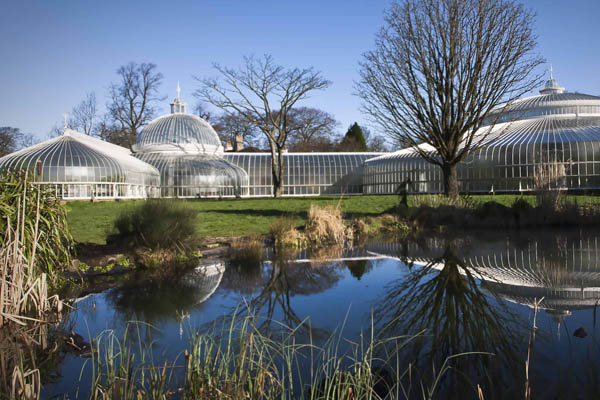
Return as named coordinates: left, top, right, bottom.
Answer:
left=66, top=193, right=600, bottom=244
left=67, top=196, right=399, bottom=244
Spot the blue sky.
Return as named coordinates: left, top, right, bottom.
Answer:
left=1, top=0, right=599, bottom=142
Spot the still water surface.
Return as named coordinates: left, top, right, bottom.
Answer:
left=44, top=230, right=600, bottom=399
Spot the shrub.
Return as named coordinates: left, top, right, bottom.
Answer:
left=269, top=214, right=305, bottom=248
left=114, top=200, right=197, bottom=249
left=305, top=204, right=345, bottom=246
left=0, top=171, right=73, bottom=284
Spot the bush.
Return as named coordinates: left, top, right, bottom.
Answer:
left=114, top=200, right=197, bottom=249
left=269, top=214, right=304, bottom=248
left=0, top=171, right=73, bottom=284
left=305, top=204, right=345, bottom=246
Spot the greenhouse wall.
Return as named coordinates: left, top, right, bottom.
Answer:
left=225, top=153, right=383, bottom=197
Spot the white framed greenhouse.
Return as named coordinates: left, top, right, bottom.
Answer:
left=363, top=77, right=600, bottom=195
left=225, top=152, right=383, bottom=196
left=0, top=129, right=160, bottom=199
left=131, top=88, right=250, bottom=198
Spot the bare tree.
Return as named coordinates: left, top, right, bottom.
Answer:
left=70, top=92, right=97, bottom=135
left=196, top=55, right=331, bottom=197
left=193, top=101, right=214, bottom=121
left=0, top=127, right=36, bottom=156
left=287, top=107, right=338, bottom=147
left=108, top=62, right=164, bottom=147
left=212, top=112, right=259, bottom=148
left=95, top=116, right=131, bottom=147
left=357, top=0, right=544, bottom=197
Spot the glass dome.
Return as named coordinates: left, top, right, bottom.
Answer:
left=135, top=152, right=248, bottom=198
left=363, top=76, right=600, bottom=194
left=134, top=88, right=223, bottom=154
left=135, top=113, right=223, bottom=154
left=133, top=87, right=248, bottom=197
left=0, top=129, right=160, bottom=199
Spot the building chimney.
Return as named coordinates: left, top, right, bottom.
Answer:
left=225, top=140, right=233, bottom=151
left=234, top=134, right=244, bottom=152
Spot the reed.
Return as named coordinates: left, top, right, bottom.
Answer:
left=0, top=182, right=57, bottom=327
left=0, top=174, right=65, bottom=400
left=305, top=204, right=346, bottom=246
left=0, top=171, right=73, bottom=284
left=78, top=309, right=481, bottom=399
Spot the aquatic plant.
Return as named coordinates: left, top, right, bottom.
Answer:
left=79, top=310, right=477, bottom=399
left=0, top=172, right=66, bottom=399
left=113, top=199, right=197, bottom=249
left=0, top=170, right=73, bottom=284
left=229, top=235, right=265, bottom=271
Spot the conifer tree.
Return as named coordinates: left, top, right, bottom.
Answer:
left=340, top=122, right=367, bottom=151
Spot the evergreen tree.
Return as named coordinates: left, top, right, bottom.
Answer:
left=340, top=122, right=367, bottom=151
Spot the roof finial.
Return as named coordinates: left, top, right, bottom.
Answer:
left=63, top=113, right=68, bottom=132
left=176, top=82, right=181, bottom=99
left=549, top=64, right=553, bottom=79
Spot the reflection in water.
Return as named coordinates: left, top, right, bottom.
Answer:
left=223, top=248, right=345, bottom=335
left=367, top=231, right=600, bottom=399
left=47, top=231, right=600, bottom=398
left=105, top=262, right=225, bottom=324
left=373, top=244, right=524, bottom=399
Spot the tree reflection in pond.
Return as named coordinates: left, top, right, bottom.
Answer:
left=226, top=247, right=344, bottom=336
left=374, top=243, right=525, bottom=400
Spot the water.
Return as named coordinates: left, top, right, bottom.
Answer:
left=41, top=230, right=600, bottom=399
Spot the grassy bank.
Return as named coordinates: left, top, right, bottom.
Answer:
left=66, top=194, right=600, bottom=244
left=66, top=196, right=394, bottom=244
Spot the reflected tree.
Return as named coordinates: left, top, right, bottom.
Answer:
left=220, top=248, right=343, bottom=338
left=374, top=244, right=525, bottom=399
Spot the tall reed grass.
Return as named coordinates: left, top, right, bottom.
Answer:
left=0, top=171, right=73, bottom=284
left=0, top=181, right=58, bottom=327
left=79, top=309, right=480, bottom=399
left=0, top=173, right=66, bottom=399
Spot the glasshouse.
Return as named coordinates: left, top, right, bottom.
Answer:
left=4, top=76, right=600, bottom=200
left=0, top=129, right=160, bottom=199
left=363, top=75, right=600, bottom=194
left=131, top=87, right=249, bottom=198
left=225, top=153, right=382, bottom=196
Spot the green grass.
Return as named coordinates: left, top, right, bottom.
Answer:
left=66, top=194, right=600, bottom=244
left=66, top=196, right=399, bottom=244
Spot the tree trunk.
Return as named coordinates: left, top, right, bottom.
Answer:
left=269, top=142, right=284, bottom=198
left=442, top=163, right=459, bottom=198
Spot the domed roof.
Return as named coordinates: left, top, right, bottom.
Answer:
left=486, top=69, right=600, bottom=125
left=134, top=86, right=223, bottom=154
left=0, top=129, right=159, bottom=185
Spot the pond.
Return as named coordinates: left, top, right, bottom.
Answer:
left=41, top=229, right=600, bottom=399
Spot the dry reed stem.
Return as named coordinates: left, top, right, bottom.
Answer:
left=524, top=296, right=543, bottom=400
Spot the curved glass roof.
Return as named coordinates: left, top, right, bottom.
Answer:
left=0, top=129, right=160, bottom=185
left=489, top=92, right=600, bottom=124
left=366, top=78, right=600, bottom=165
left=135, top=152, right=248, bottom=197
left=135, top=113, right=223, bottom=154
left=134, top=90, right=223, bottom=155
